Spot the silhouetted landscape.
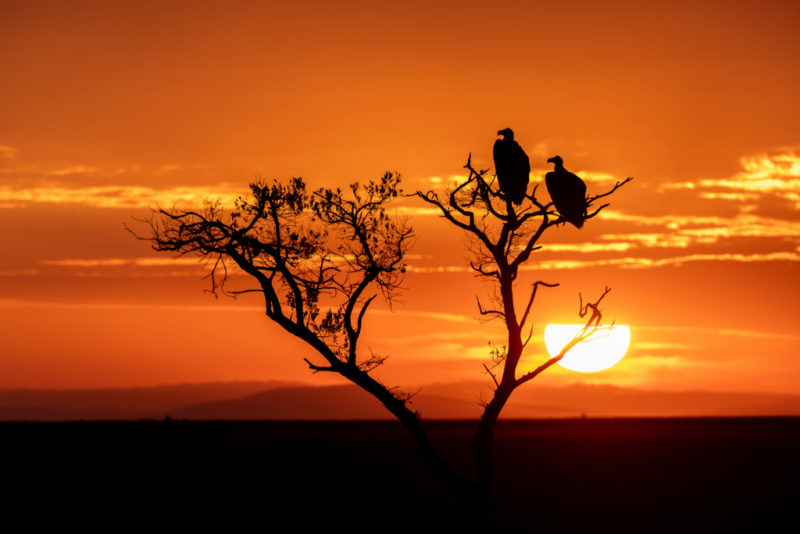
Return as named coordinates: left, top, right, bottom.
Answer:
left=4, top=417, right=798, bottom=532
left=4, top=2, right=800, bottom=531
left=4, top=382, right=798, bottom=530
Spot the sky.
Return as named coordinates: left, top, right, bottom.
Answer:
left=1, top=1, right=799, bottom=401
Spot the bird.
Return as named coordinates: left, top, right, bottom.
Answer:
left=493, top=128, right=530, bottom=205
left=545, top=155, right=587, bottom=228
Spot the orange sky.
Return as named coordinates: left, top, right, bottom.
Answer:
left=1, top=1, right=799, bottom=399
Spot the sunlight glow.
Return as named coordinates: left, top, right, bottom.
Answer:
left=544, top=324, right=631, bottom=373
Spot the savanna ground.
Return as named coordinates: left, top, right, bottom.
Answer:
left=4, top=418, right=798, bottom=532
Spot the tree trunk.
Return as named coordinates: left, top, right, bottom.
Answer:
left=468, top=384, right=512, bottom=532
left=456, top=489, right=490, bottom=533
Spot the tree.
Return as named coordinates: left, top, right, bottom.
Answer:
left=417, top=155, right=632, bottom=529
left=133, top=151, right=630, bottom=531
left=132, top=173, right=469, bottom=505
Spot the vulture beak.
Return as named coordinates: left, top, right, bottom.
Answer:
left=546, top=157, right=555, bottom=164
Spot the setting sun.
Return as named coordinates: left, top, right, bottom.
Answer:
left=544, top=324, right=631, bottom=373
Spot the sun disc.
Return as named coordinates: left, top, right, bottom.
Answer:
left=544, top=324, right=630, bottom=373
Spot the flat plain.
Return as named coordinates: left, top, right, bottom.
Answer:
left=4, top=418, right=798, bottom=532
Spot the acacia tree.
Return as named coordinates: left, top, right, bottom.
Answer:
left=134, top=173, right=467, bottom=500
left=134, top=156, right=630, bottom=531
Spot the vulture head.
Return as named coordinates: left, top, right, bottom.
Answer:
left=547, top=155, right=563, bottom=166
left=497, top=128, right=514, bottom=140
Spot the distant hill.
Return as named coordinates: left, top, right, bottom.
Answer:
left=0, top=380, right=299, bottom=420
left=1, top=380, right=799, bottom=420
left=169, top=385, right=488, bottom=420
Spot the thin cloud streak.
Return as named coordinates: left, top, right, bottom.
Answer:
left=0, top=269, right=39, bottom=276
left=0, top=184, right=241, bottom=209
left=0, top=298, right=262, bottom=312
left=42, top=249, right=797, bottom=277
left=407, top=252, right=799, bottom=272
left=600, top=233, right=692, bottom=248
left=540, top=242, right=634, bottom=253
left=637, top=325, right=800, bottom=341
left=524, top=251, right=800, bottom=270
left=46, top=166, right=97, bottom=176
left=371, top=309, right=477, bottom=324
left=634, top=341, right=695, bottom=351
left=41, top=258, right=205, bottom=267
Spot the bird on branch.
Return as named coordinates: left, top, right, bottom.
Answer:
left=545, top=155, right=587, bottom=228
left=493, top=128, right=530, bottom=205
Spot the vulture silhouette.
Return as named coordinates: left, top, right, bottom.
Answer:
left=493, top=128, right=530, bottom=205
left=545, top=155, right=587, bottom=228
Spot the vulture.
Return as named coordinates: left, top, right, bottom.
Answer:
left=493, top=128, right=530, bottom=205
left=545, top=155, right=587, bottom=228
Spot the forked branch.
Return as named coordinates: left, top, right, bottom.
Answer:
left=516, top=287, right=612, bottom=387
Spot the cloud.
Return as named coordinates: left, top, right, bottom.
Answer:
left=394, top=206, right=444, bottom=216
left=40, top=257, right=204, bottom=267
left=376, top=331, right=498, bottom=354
left=0, top=184, right=242, bottom=209
left=662, top=149, right=800, bottom=207
left=600, top=210, right=727, bottom=229
left=46, top=165, right=97, bottom=176
left=408, top=251, right=798, bottom=273
left=572, top=170, right=620, bottom=183
left=633, top=341, right=695, bottom=351
left=540, top=242, right=635, bottom=253
left=637, top=325, right=800, bottom=341
left=418, top=174, right=469, bottom=187
left=698, top=192, right=759, bottom=201
left=405, top=265, right=471, bottom=273
left=521, top=251, right=800, bottom=270
left=0, top=269, right=39, bottom=276
left=600, top=233, right=693, bottom=248
left=372, top=309, right=477, bottom=324
left=678, top=216, right=800, bottom=239
left=0, top=150, right=228, bottom=208
left=599, top=212, right=800, bottom=244
left=0, top=298, right=262, bottom=312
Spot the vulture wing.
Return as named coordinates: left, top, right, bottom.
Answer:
left=509, top=141, right=530, bottom=204
left=494, top=138, right=530, bottom=205
left=493, top=138, right=512, bottom=199
left=546, top=169, right=587, bottom=228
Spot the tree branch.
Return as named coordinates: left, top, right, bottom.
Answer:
left=304, top=357, right=335, bottom=373
left=516, top=287, right=612, bottom=387
left=476, top=295, right=505, bottom=319
left=482, top=363, right=500, bottom=389
left=519, top=281, right=559, bottom=329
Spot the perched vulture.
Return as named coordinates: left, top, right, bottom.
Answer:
left=493, top=128, right=530, bottom=205
left=545, top=155, right=587, bottom=228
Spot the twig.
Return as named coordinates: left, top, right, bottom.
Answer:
left=482, top=363, right=500, bottom=389
left=519, top=281, right=559, bottom=328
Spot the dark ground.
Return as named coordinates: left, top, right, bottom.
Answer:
left=3, top=418, right=798, bottom=532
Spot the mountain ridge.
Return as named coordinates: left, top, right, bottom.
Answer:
left=2, top=380, right=799, bottom=420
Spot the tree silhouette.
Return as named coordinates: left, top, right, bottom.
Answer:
left=132, top=173, right=469, bottom=503
left=416, top=152, right=632, bottom=529
left=133, top=145, right=631, bottom=531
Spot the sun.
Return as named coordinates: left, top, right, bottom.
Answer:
left=544, top=324, right=631, bottom=373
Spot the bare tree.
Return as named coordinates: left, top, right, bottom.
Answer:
left=132, top=155, right=630, bottom=531
left=416, top=155, right=632, bottom=529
